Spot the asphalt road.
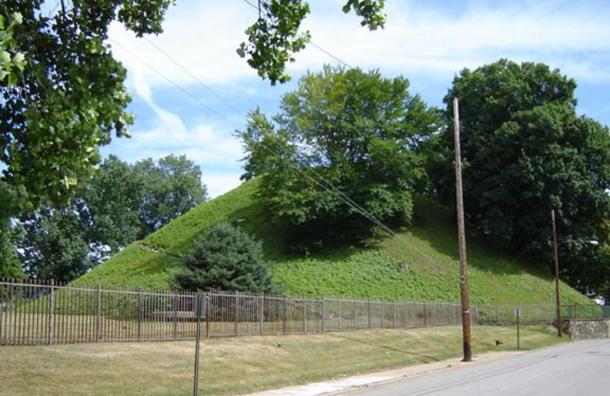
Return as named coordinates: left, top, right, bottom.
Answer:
left=347, top=339, right=610, bottom=396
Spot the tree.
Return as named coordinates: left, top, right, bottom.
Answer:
left=18, top=206, right=92, bottom=282
left=0, top=222, right=24, bottom=279
left=80, top=155, right=144, bottom=254
left=175, top=223, right=274, bottom=292
left=0, top=0, right=175, bottom=222
left=134, top=154, right=207, bottom=235
left=239, top=66, right=442, bottom=248
left=15, top=154, right=207, bottom=281
left=427, top=59, right=610, bottom=296
left=1, top=0, right=385, bottom=223
left=0, top=11, right=25, bottom=86
left=237, top=0, right=385, bottom=84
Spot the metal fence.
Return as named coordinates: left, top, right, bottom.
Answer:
left=561, top=305, right=610, bottom=320
left=0, top=278, right=595, bottom=346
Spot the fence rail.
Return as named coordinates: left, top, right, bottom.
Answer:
left=561, top=305, right=610, bottom=320
left=0, top=278, right=590, bottom=346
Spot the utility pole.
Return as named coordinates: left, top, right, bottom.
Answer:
left=453, top=97, right=472, bottom=362
left=551, top=209, right=562, bottom=337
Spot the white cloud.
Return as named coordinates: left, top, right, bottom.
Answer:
left=104, top=0, right=610, bottom=198
left=109, top=0, right=610, bottom=87
left=203, top=172, right=244, bottom=198
left=103, top=56, right=244, bottom=197
left=108, top=0, right=256, bottom=87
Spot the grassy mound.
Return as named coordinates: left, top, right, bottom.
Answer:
left=75, top=179, right=591, bottom=305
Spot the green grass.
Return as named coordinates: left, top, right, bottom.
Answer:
left=75, top=179, right=592, bottom=305
left=0, top=325, right=566, bottom=396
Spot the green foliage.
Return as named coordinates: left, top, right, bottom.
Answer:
left=0, top=221, right=24, bottom=279
left=0, top=11, right=25, bottom=87
left=16, top=154, right=206, bottom=282
left=133, top=154, right=207, bottom=234
left=175, top=223, right=274, bottom=293
left=427, top=59, right=610, bottom=297
left=0, top=0, right=175, bottom=220
left=237, top=0, right=385, bottom=84
left=19, top=206, right=93, bottom=282
left=239, top=66, right=442, bottom=249
left=237, top=0, right=311, bottom=85
left=342, top=0, right=386, bottom=29
left=77, top=180, right=591, bottom=305
left=82, top=155, right=145, bottom=252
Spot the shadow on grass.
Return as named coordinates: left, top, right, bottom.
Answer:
left=329, top=332, right=441, bottom=362
left=409, top=196, right=551, bottom=279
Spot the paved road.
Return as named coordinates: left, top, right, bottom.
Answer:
left=347, top=340, right=610, bottom=396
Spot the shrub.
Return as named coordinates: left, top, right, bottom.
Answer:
left=175, top=223, right=275, bottom=293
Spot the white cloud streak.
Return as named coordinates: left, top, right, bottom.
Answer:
left=105, top=0, right=610, bottom=197
left=109, top=0, right=610, bottom=86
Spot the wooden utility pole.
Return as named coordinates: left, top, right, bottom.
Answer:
left=551, top=209, right=562, bottom=337
left=453, top=97, right=472, bottom=362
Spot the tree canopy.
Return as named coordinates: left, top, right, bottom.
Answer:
left=17, top=154, right=207, bottom=281
left=0, top=11, right=24, bottom=86
left=240, top=66, right=442, bottom=249
left=427, top=59, right=610, bottom=297
left=237, top=0, right=385, bottom=84
left=0, top=0, right=177, bottom=222
left=0, top=221, right=24, bottom=279
left=1, top=0, right=385, bottom=224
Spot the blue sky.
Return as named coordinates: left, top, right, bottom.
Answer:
left=104, top=0, right=610, bottom=197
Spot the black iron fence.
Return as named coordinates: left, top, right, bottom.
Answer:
left=0, top=278, right=598, bottom=346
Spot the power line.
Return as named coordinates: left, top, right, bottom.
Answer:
left=240, top=0, right=353, bottom=69
left=109, top=38, right=242, bottom=131
left=143, top=37, right=247, bottom=118
left=109, top=36, right=439, bottom=264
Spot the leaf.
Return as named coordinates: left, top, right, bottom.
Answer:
left=11, top=12, right=23, bottom=25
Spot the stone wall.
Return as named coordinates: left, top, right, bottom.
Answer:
left=565, top=319, right=610, bottom=340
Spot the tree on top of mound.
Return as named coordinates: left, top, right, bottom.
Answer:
left=238, top=66, right=442, bottom=250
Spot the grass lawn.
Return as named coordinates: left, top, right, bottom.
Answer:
left=0, top=325, right=566, bottom=396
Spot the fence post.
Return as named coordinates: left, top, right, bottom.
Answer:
left=205, top=293, right=210, bottom=338
left=193, top=293, right=203, bottom=396
left=516, top=306, right=521, bottom=350
left=95, top=284, right=101, bottom=342
left=259, top=295, right=264, bottom=336
left=393, top=303, right=397, bottom=329
left=282, top=298, right=287, bottom=335
left=339, top=299, right=342, bottom=331
left=423, top=302, right=427, bottom=327
left=381, top=302, right=384, bottom=328
left=321, top=298, right=325, bottom=332
left=303, top=299, right=307, bottom=333
left=368, top=299, right=371, bottom=329
left=173, top=292, right=178, bottom=340
left=137, top=289, right=142, bottom=341
left=234, top=292, right=239, bottom=337
left=353, top=299, right=356, bottom=329
left=47, top=280, right=54, bottom=345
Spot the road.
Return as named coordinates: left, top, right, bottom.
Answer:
left=347, top=340, right=610, bottom=396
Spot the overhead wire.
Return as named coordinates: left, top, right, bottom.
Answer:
left=240, top=0, right=353, bottom=69
left=107, top=3, right=449, bottom=265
